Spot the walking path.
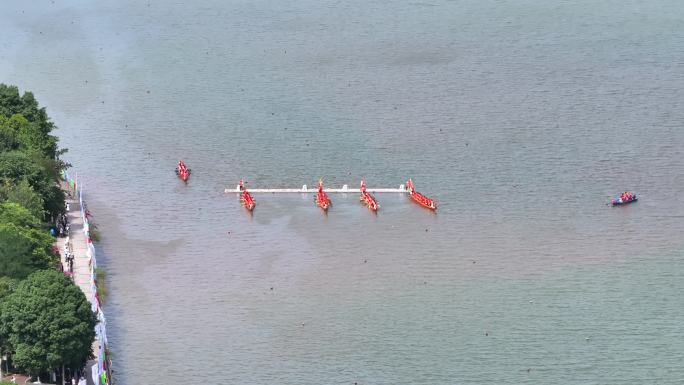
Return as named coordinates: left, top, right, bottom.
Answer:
left=62, top=194, right=95, bottom=311
left=56, top=179, right=108, bottom=385
left=1, top=373, right=30, bottom=384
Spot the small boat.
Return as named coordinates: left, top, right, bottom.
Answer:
left=315, top=178, right=331, bottom=211
left=612, top=192, right=637, bottom=206
left=406, top=179, right=437, bottom=210
left=239, top=179, right=256, bottom=211
left=175, top=160, right=191, bottom=182
left=359, top=179, right=379, bottom=212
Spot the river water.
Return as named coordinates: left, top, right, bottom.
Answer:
left=2, top=0, right=684, bottom=384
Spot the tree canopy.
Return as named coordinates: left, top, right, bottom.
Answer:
left=0, top=84, right=68, bottom=279
left=0, top=85, right=65, bottom=280
left=0, top=151, right=66, bottom=220
left=0, top=179, right=46, bottom=220
left=0, top=84, right=66, bottom=222
left=0, top=277, right=16, bottom=357
left=0, top=85, right=85, bottom=377
left=0, top=85, right=57, bottom=159
left=0, top=223, right=57, bottom=280
left=0, top=270, right=96, bottom=376
left=0, top=202, right=41, bottom=229
left=0, top=276, right=17, bottom=303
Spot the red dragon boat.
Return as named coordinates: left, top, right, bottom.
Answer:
left=239, top=179, right=256, bottom=211
left=315, top=178, right=332, bottom=211
left=359, top=179, right=379, bottom=212
left=406, top=179, right=437, bottom=210
left=175, top=160, right=190, bottom=182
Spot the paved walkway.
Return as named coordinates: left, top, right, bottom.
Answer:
left=58, top=186, right=99, bottom=385
left=61, top=197, right=93, bottom=304
left=1, top=373, right=30, bottom=384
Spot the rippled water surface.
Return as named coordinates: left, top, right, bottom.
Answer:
left=2, top=0, right=684, bottom=383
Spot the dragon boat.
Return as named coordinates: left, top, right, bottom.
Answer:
left=239, top=179, right=256, bottom=211
left=359, top=180, right=379, bottom=212
left=315, top=179, right=331, bottom=211
left=176, top=160, right=190, bottom=182
left=406, top=179, right=437, bottom=210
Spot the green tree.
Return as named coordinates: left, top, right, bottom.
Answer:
left=39, top=183, right=66, bottom=223
left=0, top=113, right=59, bottom=158
left=0, top=179, right=45, bottom=220
left=0, top=111, right=71, bottom=199
left=0, top=202, right=42, bottom=229
left=0, top=115, right=19, bottom=153
left=0, top=151, right=65, bottom=222
left=0, top=276, right=17, bottom=302
left=0, top=85, right=57, bottom=159
left=0, top=277, right=17, bottom=355
left=0, top=85, right=67, bottom=222
left=0, top=271, right=96, bottom=378
left=0, top=151, right=65, bottom=220
left=0, top=150, right=46, bottom=182
left=0, top=85, right=23, bottom=120
left=0, top=223, right=56, bottom=279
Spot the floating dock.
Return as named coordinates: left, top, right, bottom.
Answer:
left=225, top=184, right=408, bottom=194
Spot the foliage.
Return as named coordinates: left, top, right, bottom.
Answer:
left=0, top=85, right=58, bottom=159
left=0, top=85, right=85, bottom=378
left=0, top=84, right=67, bottom=222
left=39, top=183, right=65, bottom=222
left=0, top=151, right=65, bottom=221
left=0, top=151, right=46, bottom=182
left=89, top=223, right=101, bottom=243
left=0, top=115, right=18, bottom=153
left=0, top=276, right=17, bottom=358
left=0, top=224, right=56, bottom=280
left=0, top=180, right=44, bottom=223
left=0, top=202, right=41, bottom=229
left=95, top=267, right=107, bottom=304
left=0, top=270, right=96, bottom=376
left=0, top=276, right=17, bottom=302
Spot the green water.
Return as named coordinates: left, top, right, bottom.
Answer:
left=1, top=0, right=683, bottom=383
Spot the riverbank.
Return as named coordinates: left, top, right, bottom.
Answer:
left=60, top=172, right=112, bottom=385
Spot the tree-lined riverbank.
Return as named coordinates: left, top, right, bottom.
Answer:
left=0, top=84, right=107, bottom=384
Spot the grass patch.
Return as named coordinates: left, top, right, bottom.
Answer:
left=95, top=267, right=108, bottom=305
left=105, top=346, right=114, bottom=360
left=88, top=223, right=101, bottom=243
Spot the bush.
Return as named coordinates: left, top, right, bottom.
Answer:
left=0, top=270, right=96, bottom=376
left=95, top=267, right=107, bottom=304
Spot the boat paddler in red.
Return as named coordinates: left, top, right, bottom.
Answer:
left=315, top=178, right=332, bottom=211
left=612, top=191, right=637, bottom=206
left=239, top=179, right=256, bottom=211
left=406, top=178, right=437, bottom=210
left=359, top=179, right=379, bottom=212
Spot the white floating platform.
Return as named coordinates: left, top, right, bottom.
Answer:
left=225, top=184, right=408, bottom=194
